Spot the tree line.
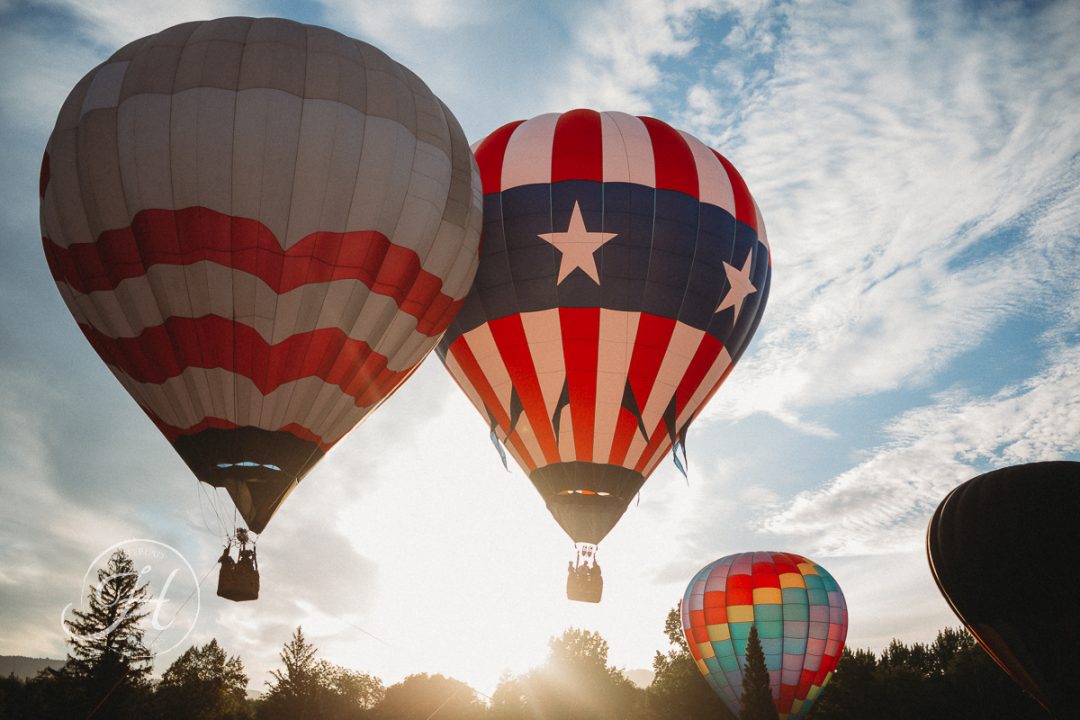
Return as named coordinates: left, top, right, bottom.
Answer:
left=0, top=550, right=1048, bottom=719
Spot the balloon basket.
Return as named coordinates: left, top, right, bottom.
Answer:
left=217, top=529, right=260, bottom=602
left=566, top=543, right=603, bottom=603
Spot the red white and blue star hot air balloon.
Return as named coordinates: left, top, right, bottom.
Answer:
left=437, top=110, right=771, bottom=601
left=40, top=18, right=482, bottom=542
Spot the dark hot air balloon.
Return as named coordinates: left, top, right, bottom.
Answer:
left=438, top=109, right=771, bottom=601
left=927, top=461, right=1080, bottom=717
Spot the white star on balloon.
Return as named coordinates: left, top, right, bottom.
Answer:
left=538, top=201, right=618, bottom=284
left=715, top=251, right=758, bottom=319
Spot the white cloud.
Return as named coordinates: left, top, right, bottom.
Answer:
left=320, top=0, right=491, bottom=40
left=37, top=0, right=251, bottom=49
left=759, top=341, right=1080, bottom=556
left=0, top=31, right=102, bottom=135
left=690, top=1, right=1080, bottom=433
left=554, top=0, right=719, bottom=112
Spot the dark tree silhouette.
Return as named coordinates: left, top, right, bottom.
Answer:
left=647, top=605, right=734, bottom=720
left=262, top=626, right=321, bottom=716
left=805, top=629, right=1048, bottom=720
left=46, top=548, right=154, bottom=719
left=322, top=666, right=384, bottom=718
left=154, top=639, right=251, bottom=720
left=260, top=626, right=383, bottom=720
left=739, top=625, right=777, bottom=720
left=375, top=673, right=485, bottom=720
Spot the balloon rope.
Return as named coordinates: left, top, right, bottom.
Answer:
left=145, top=560, right=217, bottom=652
left=424, top=683, right=463, bottom=719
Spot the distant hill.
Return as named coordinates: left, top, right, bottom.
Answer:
left=0, top=656, right=65, bottom=680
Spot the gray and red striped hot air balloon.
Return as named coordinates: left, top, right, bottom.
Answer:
left=437, top=109, right=771, bottom=601
left=40, top=18, right=482, bottom=540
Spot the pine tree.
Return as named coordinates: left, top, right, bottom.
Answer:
left=261, top=626, right=322, bottom=718
left=260, top=626, right=383, bottom=720
left=59, top=548, right=153, bottom=719
left=740, top=625, right=777, bottom=720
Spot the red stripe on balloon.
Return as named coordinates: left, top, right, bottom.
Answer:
left=779, top=685, right=797, bottom=713
left=42, top=206, right=461, bottom=336
left=559, top=306, right=599, bottom=463
left=551, top=109, right=603, bottom=183
left=711, top=150, right=758, bottom=231
left=487, top=313, right=561, bottom=464
left=79, top=317, right=408, bottom=404
left=446, top=337, right=537, bottom=471
left=474, top=120, right=526, bottom=195
left=632, top=332, right=725, bottom=473
left=608, top=313, right=676, bottom=467
left=641, top=116, right=699, bottom=198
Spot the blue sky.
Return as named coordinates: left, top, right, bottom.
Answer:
left=1, top=0, right=1078, bottom=698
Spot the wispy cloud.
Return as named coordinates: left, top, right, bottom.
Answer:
left=686, top=1, right=1080, bottom=431
left=554, top=0, right=713, bottom=112
left=759, top=340, right=1080, bottom=556
left=34, top=0, right=250, bottom=49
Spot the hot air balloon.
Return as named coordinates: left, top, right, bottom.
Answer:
left=40, top=17, right=482, bottom=599
left=927, top=461, right=1080, bottom=717
left=681, top=551, right=848, bottom=719
left=437, top=109, right=770, bottom=601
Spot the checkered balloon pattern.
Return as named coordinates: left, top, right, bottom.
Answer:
left=682, top=551, right=848, bottom=719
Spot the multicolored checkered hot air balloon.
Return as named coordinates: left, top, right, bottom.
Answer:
left=437, top=110, right=771, bottom=602
left=40, top=18, right=482, bottom=537
left=681, top=551, right=848, bottom=719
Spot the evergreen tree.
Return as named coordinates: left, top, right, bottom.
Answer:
left=56, top=548, right=153, bottom=719
left=261, top=627, right=323, bottom=719
left=154, top=638, right=251, bottom=720
left=739, top=626, right=777, bottom=720
left=260, top=626, right=383, bottom=720
left=0, top=672, right=23, bottom=720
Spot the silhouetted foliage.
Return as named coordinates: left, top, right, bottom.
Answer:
left=646, top=606, right=733, bottom=720
left=491, top=627, right=644, bottom=719
left=259, top=626, right=383, bottom=720
left=6, top=603, right=1057, bottom=720
left=806, top=628, right=1048, bottom=720
left=375, top=673, right=485, bottom=720
left=27, top=549, right=156, bottom=720
left=153, top=639, right=251, bottom=720
left=740, top=626, right=777, bottom=720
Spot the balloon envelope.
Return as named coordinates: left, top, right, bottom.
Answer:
left=927, top=461, right=1080, bottom=716
left=41, top=17, right=482, bottom=532
left=438, top=109, right=771, bottom=546
left=682, top=551, right=848, bottom=719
